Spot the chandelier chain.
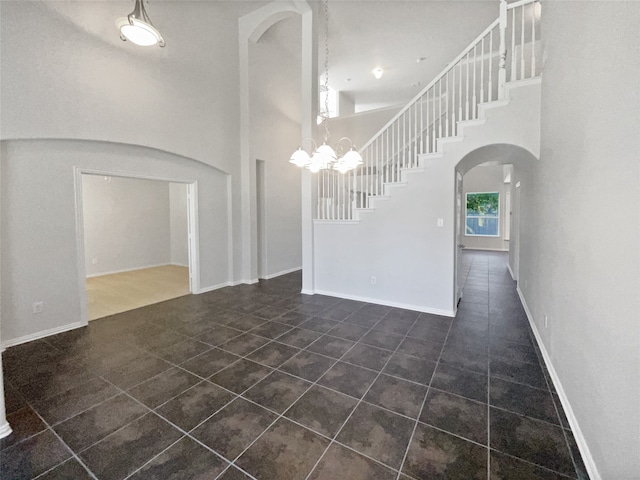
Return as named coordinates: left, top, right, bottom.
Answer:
left=322, top=0, right=330, bottom=141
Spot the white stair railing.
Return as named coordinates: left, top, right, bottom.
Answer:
left=316, top=0, right=540, bottom=221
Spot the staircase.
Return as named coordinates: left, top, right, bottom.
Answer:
left=316, top=0, right=541, bottom=222
left=311, top=0, right=542, bottom=314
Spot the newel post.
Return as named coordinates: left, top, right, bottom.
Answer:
left=498, top=0, right=508, bottom=99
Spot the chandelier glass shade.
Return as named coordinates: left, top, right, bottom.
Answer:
left=289, top=0, right=362, bottom=173
left=289, top=138, right=362, bottom=173
left=116, top=0, right=165, bottom=47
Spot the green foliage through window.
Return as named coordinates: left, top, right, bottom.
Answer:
left=466, top=192, right=499, bottom=236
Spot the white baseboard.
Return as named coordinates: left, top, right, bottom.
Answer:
left=196, top=281, right=233, bottom=294
left=300, top=289, right=315, bottom=295
left=86, top=263, right=181, bottom=278
left=463, top=247, right=509, bottom=252
left=259, top=266, right=302, bottom=280
left=198, top=278, right=260, bottom=292
left=507, top=264, right=515, bottom=280
left=313, top=289, right=455, bottom=317
left=1, top=321, right=86, bottom=349
left=0, top=422, right=12, bottom=439
left=516, top=287, right=601, bottom=480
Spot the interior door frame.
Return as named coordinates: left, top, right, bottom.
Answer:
left=73, top=167, right=200, bottom=325
left=512, top=180, right=521, bottom=281
left=454, top=171, right=464, bottom=309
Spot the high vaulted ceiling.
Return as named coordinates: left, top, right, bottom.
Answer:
left=317, top=0, right=499, bottom=112
left=38, top=0, right=501, bottom=114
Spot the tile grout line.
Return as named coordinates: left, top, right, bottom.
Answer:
left=98, top=377, right=261, bottom=480
left=529, top=318, right=582, bottom=479
left=22, top=403, right=99, bottom=480
left=7, top=266, right=575, bottom=479
left=24, top=300, right=441, bottom=441
left=302, top=312, right=427, bottom=480
left=2, top=281, right=306, bottom=475
left=221, top=304, right=400, bottom=476
left=7, top=300, right=445, bottom=480
left=87, top=301, right=386, bottom=479
left=393, top=294, right=458, bottom=480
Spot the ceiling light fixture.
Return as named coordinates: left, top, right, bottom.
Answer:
left=373, top=67, right=384, bottom=79
left=289, top=0, right=362, bottom=174
left=116, top=0, right=165, bottom=47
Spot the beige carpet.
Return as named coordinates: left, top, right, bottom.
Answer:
left=86, top=265, right=190, bottom=320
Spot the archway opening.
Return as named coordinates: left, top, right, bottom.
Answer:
left=454, top=144, right=538, bottom=305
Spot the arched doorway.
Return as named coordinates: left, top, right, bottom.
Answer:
left=454, top=144, right=538, bottom=304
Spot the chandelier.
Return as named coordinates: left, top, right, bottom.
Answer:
left=289, top=0, right=362, bottom=173
left=116, top=0, right=165, bottom=47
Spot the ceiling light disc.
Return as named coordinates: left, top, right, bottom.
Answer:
left=116, top=17, right=165, bottom=47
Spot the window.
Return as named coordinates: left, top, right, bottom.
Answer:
left=466, top=192, right=499, bottom=237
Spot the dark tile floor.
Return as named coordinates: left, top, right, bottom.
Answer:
left=1, top=251, right=589, bottom=479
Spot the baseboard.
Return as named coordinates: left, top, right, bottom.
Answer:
left=313, top=289, right=455, bottom=317
left=86, top=263, right=180, bottom=278
left=0, top=421, right=12, bottom=439
left=507, top=264, right=515, bottom=280
left=196, top=281, right=233, bottom=294
left=300, top=289, right=315, bottom=295
left=259, top=266, right=302, bottom=280
left=516, top=287, right=601, bottom=480
left=462, top=247, right=509, bottom=252
left=1, top=321, right=86, bottom=349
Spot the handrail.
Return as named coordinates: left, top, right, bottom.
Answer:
left=359, top=17, right=499, bottom=152
left=507, top=0, right=537, bottom=10
left=317, top=0, right=541, bottom=221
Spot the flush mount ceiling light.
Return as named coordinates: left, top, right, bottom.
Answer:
left=372, top=67, right=384, bottom=79
left=289, top=0, right=362, bottom=174
left=116, top=0, right=165, bottom=47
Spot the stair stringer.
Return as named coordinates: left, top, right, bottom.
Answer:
left=312, top=79, right=541, bottom=315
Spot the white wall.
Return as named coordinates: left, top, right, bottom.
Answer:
left=169, top=183, right=189, bottom=267
left=327, top=105, right=403, bottom=152
left=0, top=1, right=253, bottom=174
left=0, top=139, right=230, bottom=346
left=462, top=164, right=510, bottom=251
left=314, top=81, right=541, bottom=316
left=513, top=2, right=640, bottom=478
left=314, top=165, right=456, bottom=315
left=83, top=175, right=171, bottom=276
left=0, top=0, right=260, bottom=282
left=249, top=15, right=303, bottom=278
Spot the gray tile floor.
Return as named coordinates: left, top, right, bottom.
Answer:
left=1, top=251, right=588, bottom=479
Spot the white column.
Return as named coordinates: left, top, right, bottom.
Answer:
left=300, top=6, right=317, bottom=294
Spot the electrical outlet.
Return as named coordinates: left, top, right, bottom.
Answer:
left=370, top=276, right=377, bottom=285
left=33, top=302, right=44, bottom=314
left=544, top=315, right=548, bottom=328
left=437, top=218, right=444, bottom=227
left=92, top=257, right=98, bottom=265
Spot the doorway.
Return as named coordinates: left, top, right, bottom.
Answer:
left=455, top=172, right=465, bottom=307
left=75, top=169, right=200, bottom=323
left=511, top=181, right=521, bottom=281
